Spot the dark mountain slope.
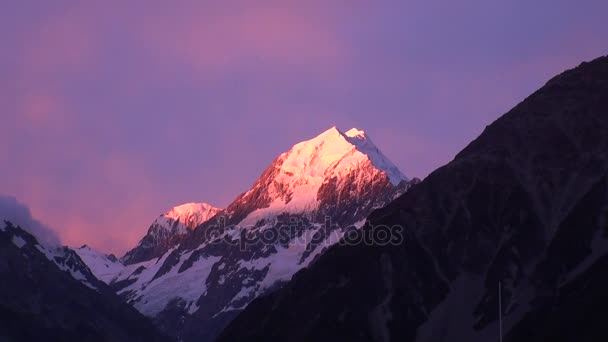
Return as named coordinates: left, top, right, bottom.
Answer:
left=0, top=221, right=170, bottom=342
left=219, top=55, right=608, bottom=341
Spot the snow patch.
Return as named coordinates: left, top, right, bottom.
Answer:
left=74, top=246, right=124, bottom=284
left=132, top=254, right=222, bottom=316
left=153, top=202, right=221, bottom=235
left=164, top=202, right=221, bottom=228
left=11, top=235, right=26, bottom=248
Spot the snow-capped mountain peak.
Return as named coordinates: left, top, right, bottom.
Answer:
left=234, top=126, right=407, bottom=226
left=280, top=126, right=405, bottom=186
left=159, top=202, right=221, bottom=232
left=344, top=127, right=365, bottom=137
left=80, top=126, right=416, bottom=341
left=121, top=202, right=221, bottom=264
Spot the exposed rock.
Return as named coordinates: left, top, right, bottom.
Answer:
left=219, top=56, right=608, bottom=341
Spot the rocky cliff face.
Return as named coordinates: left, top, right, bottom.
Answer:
left=219, top=56, right=608, bottom=341
left=85, top=126, right=414, bottom=342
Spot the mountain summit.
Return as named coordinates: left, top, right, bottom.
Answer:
left=80, top=126, right=415, bottom=342
left=220, top=56, right=608, bottom=342
left=273, top=126, right=406, bottom=189
left=223, top=126, right=408, bottom=228
left=122, top=202, right=221, bottom=264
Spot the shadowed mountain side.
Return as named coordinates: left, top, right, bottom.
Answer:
left=0, top=221, right=171, bottom=342
left=219, top=56, right=608, bottom=341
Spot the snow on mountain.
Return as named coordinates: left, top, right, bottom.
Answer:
left=122, top=202, right=221, bottom=265
left=111, top=248, right=222, bottom=317
left=75, top=245, right=125, bottom=283
left=160, top=202, right=222, bottom=232
left=11, top=234, right=26, bottom=248
left=231, top=126, right=408, bottom=227
left=0, top=198, right=102, bottom=289
left=1, top=220, right=103, bottom=290
left=343, top=128, right=406, bottom=185
left=48, top=246, right=102, bottom=290
left=0, top=195, right=61, bottom=247
left=0, top=221, right=171, bottom=341
left=81, top=126, right=414, bottom=342
left=218, top=56, right=608, bottom=342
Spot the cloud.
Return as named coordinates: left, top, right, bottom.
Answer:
left=0, top=195, right=62, bottom=247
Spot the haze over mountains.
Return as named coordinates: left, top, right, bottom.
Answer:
left=2, top=56, right=608, bottom=341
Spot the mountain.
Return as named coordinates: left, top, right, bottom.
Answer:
left=218, top=56, right=608, bottom=341
left=77, top=203, right=222, bottom=284
left=75, top=245, right=125, bottom=283
left=213, top=126, right=408, bottom=229
left=0, top=220, right=170, bottom=342
left=122, top=203, right=221, bottom=265
left=85, top=126, right=414, bottom=341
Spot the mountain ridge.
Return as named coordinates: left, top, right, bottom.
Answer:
left=218, top=55, right=608, bottom=341
left=122, top=202, right=221, bottom=265
left=80, top=126, right=414, bottom=342
left=0, top=220, right=171, bottom=342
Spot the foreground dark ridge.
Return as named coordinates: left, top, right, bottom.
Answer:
left=0, top=221, right=171, bottom=342
left=219, top=55, right=608, bottom=341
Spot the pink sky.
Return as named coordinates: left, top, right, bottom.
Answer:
left=1, top=1, right=607, bottom=254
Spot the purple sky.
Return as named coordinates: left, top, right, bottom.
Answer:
left=2, top=1, right=607, bottom=255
